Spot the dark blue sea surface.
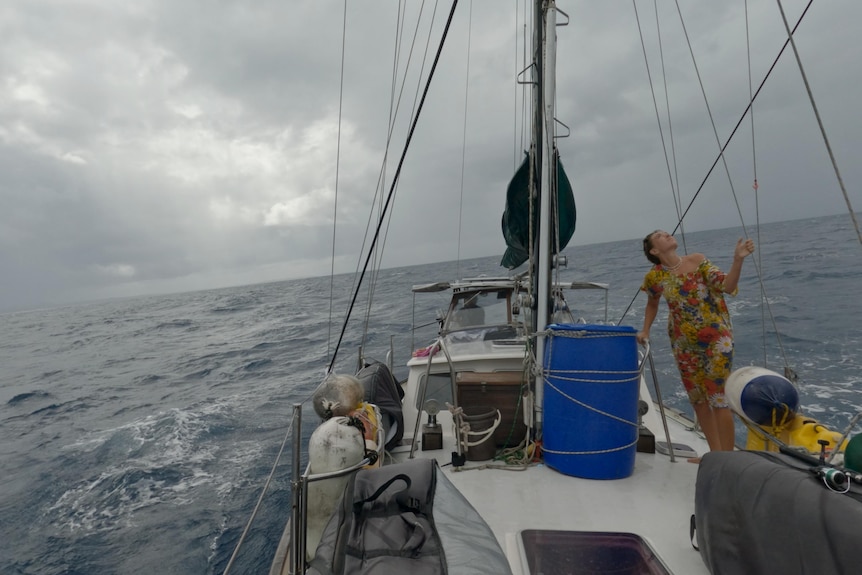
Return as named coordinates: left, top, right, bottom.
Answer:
left=1, top=213, right=860, bottom=574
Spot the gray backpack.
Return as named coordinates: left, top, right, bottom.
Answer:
left=307, top=458, right=445, bottom=575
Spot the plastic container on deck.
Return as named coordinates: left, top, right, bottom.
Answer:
left=543, top=324, right=639, bottom=479
left=463, top=407, right=498, bottom=461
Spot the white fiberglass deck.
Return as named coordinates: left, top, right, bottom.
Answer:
left=393, top=410, right=711, bottom=575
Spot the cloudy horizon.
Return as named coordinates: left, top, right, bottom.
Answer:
left=2, top=0, right=859, bottom=312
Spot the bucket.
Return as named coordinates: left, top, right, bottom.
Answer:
left=462, top=407, right=499, bottom=461
left=543, top=324, right=639, bottom=479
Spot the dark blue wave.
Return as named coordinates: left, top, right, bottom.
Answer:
left=7, top=390, right=52, bottom=405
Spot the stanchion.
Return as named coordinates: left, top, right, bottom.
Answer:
left=290, top=404, right=303, bottom=575
left=643, top=344, right=676, bottom=463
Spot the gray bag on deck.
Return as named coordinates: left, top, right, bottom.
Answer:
left=307, top=458, right=445, bottom=575
left=307, top=458, right=512, bottom=575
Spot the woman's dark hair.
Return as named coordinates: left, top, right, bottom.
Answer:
left=642, top=231, right=660, bottom=265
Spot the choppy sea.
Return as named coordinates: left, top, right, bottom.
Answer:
left=1, top=213, right=860, bottom=574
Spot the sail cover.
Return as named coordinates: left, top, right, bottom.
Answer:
left=500, top=152, right=576, bottom=270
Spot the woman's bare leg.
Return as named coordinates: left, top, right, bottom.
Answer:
left=693, top=402, right=735, bottom=452
left=714, top=406, right=736, bottom=450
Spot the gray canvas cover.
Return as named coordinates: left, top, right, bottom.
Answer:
left=432, top=462, right=513, bottom=575
left=695, top=450, right=862, bottom=575
left=308, top=458, right=511, bottom=575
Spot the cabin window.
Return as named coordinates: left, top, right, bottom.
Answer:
left=415, top=373, right=453, bottom=411
left=446, top=290, right=511, bottom=331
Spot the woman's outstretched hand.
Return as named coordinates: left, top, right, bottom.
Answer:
left=734, top=238, right=755, bottom=260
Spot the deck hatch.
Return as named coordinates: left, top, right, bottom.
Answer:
left=520, top=529, right=673, bottom=574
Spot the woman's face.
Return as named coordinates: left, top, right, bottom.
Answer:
left=648, top=230, right=677, bottom=254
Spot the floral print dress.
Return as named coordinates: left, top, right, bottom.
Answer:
left=641, top=259, right=736, bottom=407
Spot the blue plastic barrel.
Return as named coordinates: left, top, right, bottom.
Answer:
left=543, top=324, right=639, bottom=479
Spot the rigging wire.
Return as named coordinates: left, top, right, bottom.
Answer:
left=632, top=1, right=685, bottom=253
left=774, top=0, right=862, bottom=247
left=221, top=411, right=297, bottom=575
left=361, top=0, right=410, bottom=353
left=672, top=0, right=747, bottom=242
left=456, top=0, right=474, bottom=280
left=513, top=0, right=519, bottom=169
left=618, top=2, right=813, bottom=328
left=517, top=0, right=531, bottom=169
left=328, top=0, right=461, bottom=374
left=228, top=4, right=436, bottom=568
left=522, top=1, right=530, bottom=165
left=667, top=2, right=812, bottom=235
left=340, top=1, right=432, bottom=358
left=365, top=1, right=441, bottom=355
left=526, top=0, right=541, bottom=313
left=365, top=2, right=441, bottom=360
left=745, top=0, right=768, bottom=367
left=327, top=0, right=350, bottom=360
left=229, top=7, right=453, bottom=561
left=372, top=2, right=409, bottom=331
left=654, top=1, right=686, bottom=252
left=619, top=3, right=817, bottom=379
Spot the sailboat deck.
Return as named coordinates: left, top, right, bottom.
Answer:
left=444, top=450, right=707, bottom=574
left=392, top=408, right=711, bottom=575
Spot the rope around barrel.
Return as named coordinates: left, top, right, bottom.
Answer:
left=543, top=329, right=634, bottom=339
left=541, top=373, right=639, bottom=456
left=543, top=376, right=639, bottom=428
left=541, top=439, right=638, bottom=456
left=545, top=368, right=640, bottom=385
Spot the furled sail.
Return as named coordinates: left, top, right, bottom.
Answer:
left=500, top=152, right=576, bottom=269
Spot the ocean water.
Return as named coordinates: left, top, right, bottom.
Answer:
left=1, top=213, right=860, bottom=574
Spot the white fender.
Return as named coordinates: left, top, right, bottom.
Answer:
left=311, top=374, right=365, bottom=420
left=305, top=416, right=365, bottom=558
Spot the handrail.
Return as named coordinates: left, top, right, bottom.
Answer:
left=637, top=340, right=650, bottom=376
left=304, top=455, right=379, bottom=484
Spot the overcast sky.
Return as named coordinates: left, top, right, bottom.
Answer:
left=1, top=0, right=859, bottom=311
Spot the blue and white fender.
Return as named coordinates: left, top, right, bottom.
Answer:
left=726, top=366, right=799, bottom=426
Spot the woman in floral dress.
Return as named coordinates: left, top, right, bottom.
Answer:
left=637, top=230, right=755, bottom=461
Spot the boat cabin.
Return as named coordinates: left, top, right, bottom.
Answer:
left=399, top=277, right=611, bottom=461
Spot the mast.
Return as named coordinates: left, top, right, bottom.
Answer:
left=533, top=0, right=558, bottom=435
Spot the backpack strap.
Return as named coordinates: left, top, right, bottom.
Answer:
left=352, top=474, right=411, bottom=514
